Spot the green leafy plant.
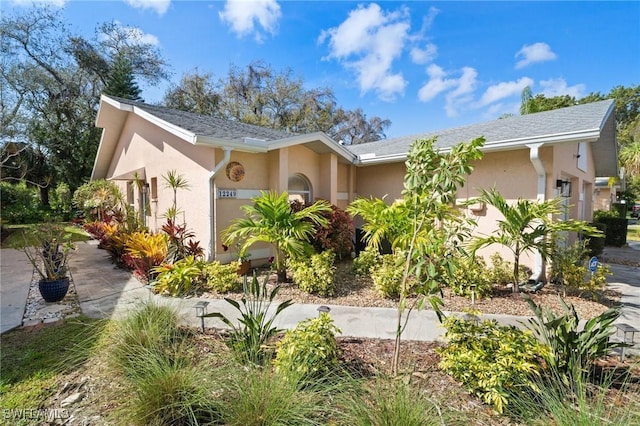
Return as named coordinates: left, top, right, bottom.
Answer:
left=347, top=136, right=485, bottom=374
left=274, top=313, right=341, bottom=382
left=523, top=295, right=627, bottom=383
left=445, top=254, right=493, bottom=299
left=21, top=222, right=77, bottom=281
left=289, top=249, right=336, bottom=296
left=470, top=187, right=602, bottom=292
left=438, top=315, right=548, bottom=414
left=351, top=245, right=382, bottom=277
left=151, top=256, right=203, bottom=296
left=202, top=260, right=242, bottom=293
left=486, top=252, right=528, bottom=285
left=292, top=201, right=354, bottom=259
left=203, top=273, right=293, bottom=365
left=222, top=191, right=331, bottom=282
left=162, top=169, right=190, bottom=221
left=370, top=252, right=406, bottom=298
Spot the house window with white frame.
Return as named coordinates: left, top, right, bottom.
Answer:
left=288, top=174, right=312, bottom=205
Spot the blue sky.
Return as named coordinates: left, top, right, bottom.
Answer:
left=5, top=0, right=640, bottom=138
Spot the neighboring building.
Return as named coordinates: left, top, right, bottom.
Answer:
left=92, top=95, right=617, bottom=271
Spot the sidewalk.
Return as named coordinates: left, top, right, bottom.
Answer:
left=2, top=241, right=639, bottom=350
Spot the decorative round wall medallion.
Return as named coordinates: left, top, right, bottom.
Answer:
left=226, top=161, right=245, bottom=182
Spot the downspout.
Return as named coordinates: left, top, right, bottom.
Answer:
left=208, top=148, right=232, bottom=260
left=526, top=143, right=546, bottom=283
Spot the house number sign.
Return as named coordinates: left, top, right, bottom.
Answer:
left=218, top=189, right=237, bottom=199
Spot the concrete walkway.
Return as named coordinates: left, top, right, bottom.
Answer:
left=2, top=240, right=639, bottom=351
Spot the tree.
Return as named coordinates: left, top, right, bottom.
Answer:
left=162, top=169, right=190, bottom=220
left=103, top=53, right=142, bottom=101
left=469, top=188, right=601, bottom=293
left=222, top=191, right=331, bottom=282
left=0, top=6, right=169, bottom=198
left=347, top=136, right=485, bottom=375
left=164, top=71, right=220, bottom=115
left=163, top=62, right=391, bottom=144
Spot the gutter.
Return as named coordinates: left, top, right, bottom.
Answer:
left=208, top=147, right=232, bottom=260
left=526, top=143, right=546, bottom=283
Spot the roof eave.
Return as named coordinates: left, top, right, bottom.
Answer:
left=268, top=132, right=358, bottom=163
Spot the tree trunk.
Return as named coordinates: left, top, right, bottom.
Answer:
left=392, top=308, right=402, bottom=375
left=513, top=256, right=520, bottom=293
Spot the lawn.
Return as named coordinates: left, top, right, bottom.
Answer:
left=1, top=223, right=91, bottom=249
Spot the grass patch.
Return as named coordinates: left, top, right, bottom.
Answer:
left=627, top=224, right=640, bottom=242
left=1, top=223, right=90, bottom=249
left=0, top=317, right=107, bottom=409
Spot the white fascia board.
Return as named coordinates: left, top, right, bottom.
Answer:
left=268, top=132, right=358, bottom=163
left=132, top=107, right=197, bottom=144
left=357, top=128, right=601, bottom=165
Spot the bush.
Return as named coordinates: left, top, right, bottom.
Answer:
left=202, top=260, right=242, bottom=293
left=584, top=222, right=606, bottom=256
left=438, top=315, right=548, bottom=414
left=50, top=182, right=73, bottom=219
left=311, top=204, right=354, bottom=259
left=275, top=313, right=341, bottom=382
left=351, top=246, right=382, bottom=276
left=446, top=255, right=492, bottom=299
left=151, top=256, right=204, bottom=296
left=370, top=252, right=406, bottom=298
left=289, top=250, right=336, bottom=296
left=595, top=216, right=628, bottom=247
left=524, top=296, right=625, bottom=382
left=550, top=238, right=589, bottom=286
left=0, top=181, right=45, bottom=223
left=124, top=231, right=169, bottom=281
left=486, top=253, right=528, bottom=285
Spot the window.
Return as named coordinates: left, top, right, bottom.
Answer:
left=288, top=174, right=311, bottom=205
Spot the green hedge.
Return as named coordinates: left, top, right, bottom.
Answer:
left=595, top=217, right=627, bottom=247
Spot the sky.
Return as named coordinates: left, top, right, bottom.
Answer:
left=4, top=0, right=640, bottom=138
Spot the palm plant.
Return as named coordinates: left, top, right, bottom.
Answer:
left=469, top=188, right=601, bottom=293
left=162, top=170, right=190, bottom=220
left=222, top=191, right=331, bottom=281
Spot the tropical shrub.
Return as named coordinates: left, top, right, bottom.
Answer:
left=445, top=254, right=492, bottom=299
left=294, top=201, right=354, bottom=259
left=125, top=231, right=168, bottom=281
left=274, top=313, right=341, bottom=382
left=161, top=218, right=203, bottom=262
left=351, top=245, right=382, bottom=277
left=524, top=296, right=626, bottom=382
left=72, top=179, right=126, bottom=221
left=202, top=260, right=242, bottom=293
left=370, top=252, right=406, bottom=298
left=289, top=250, right=336, bottom=296
left=151, top=256, right=204, bottom=296
left=438, top=315, right=548, bottom=414
left=204, top=274, right=293, bottom=366
left=549, top=238, right=589, bottom=286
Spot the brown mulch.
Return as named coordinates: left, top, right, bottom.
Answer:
left=202, top=259, right=621, bottom=320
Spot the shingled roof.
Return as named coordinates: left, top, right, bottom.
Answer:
left=103, top=95, right=293, bottom=142
left=346, top=99, right=617, bottom=176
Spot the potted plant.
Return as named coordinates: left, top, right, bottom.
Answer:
left=22, top=223, right=77, bottom=302
left=222, top=243, right=252, bottom=276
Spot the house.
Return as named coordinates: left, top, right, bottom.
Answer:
left=92, top=95, right=617, bottom=271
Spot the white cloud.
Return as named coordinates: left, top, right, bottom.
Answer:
left=539, top=78, right=586, bottom=98
left=219, top=0, right=281, bottom=42
left=478, top=77, right=534, bottom=106
left=9, top=0, right=67, bottom=7
left=124, top=0, right=171, bottom=16
left=319, top=3, right=412, bottom=101
left=515, top=42, right=557, bottom=69
left=418, top=65, right=477, bottom=117
left=417, top=64, right=457, bottom=102
left=410, top=43, right=437, bottom=65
